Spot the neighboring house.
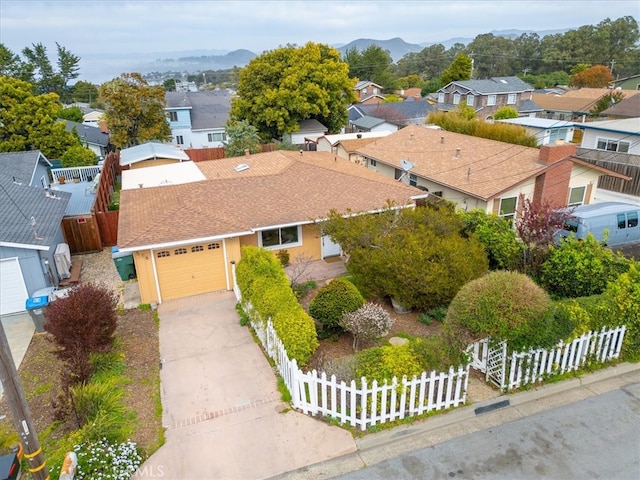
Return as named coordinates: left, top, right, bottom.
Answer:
left=497, top=117, right=575, bottom=146
left=348, top=100, right=434, bottom=127
left=116, top=150, right=420, bottom=304
left=0, top=152, right=72, bottom=314
left=119, top=142, right=191, bottom=170
left=165, top=90, right=232, bottom=148
left=610, top=74, right=640, bottom=91
left=82, top=109, right=104, bottom=127
left=354, top=80, right=385, bottom=104
left=532, top=88, right=639, bottom=121
left=356, top=124, right=629, bottom=218
left=396, top=87, right=422, bottom=101
left=349, top=116, right=399, bottom=133
left=175, top=81, right=198, bottom=92
left=435, top=76, right=542, bottom=118
left=601, top=94, right=640, bottom=118
left=575, top=118, right=640, bottom=155
left=282, top=119, right=328, bottom=147
left=63, top=120, right=110, bottom=157
left=316, top=131, right=393, bottom=155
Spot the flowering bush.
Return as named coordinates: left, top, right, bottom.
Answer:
left=340, top=302, right=393, bottom=351
left=74, top=438, right=141, bottom=479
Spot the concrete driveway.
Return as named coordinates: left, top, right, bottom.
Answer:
left=137, top=291, right=355, bottom=480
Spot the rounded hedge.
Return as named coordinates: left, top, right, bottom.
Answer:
left=309, top=278, right=365, bottom=336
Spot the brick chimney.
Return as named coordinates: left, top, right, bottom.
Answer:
left=538, top=143, right=577, bottom=165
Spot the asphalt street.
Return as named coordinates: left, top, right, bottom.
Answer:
left=334, top=382, right=640, bottom=480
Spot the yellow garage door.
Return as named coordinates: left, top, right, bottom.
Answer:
left=155, top=242, right=226, bottom=301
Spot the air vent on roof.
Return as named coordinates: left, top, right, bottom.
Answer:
left=235, top=163, right=250, bottom=172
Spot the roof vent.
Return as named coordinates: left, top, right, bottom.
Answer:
left=440, top=136, right=444, bottom=144
left=235, top=163, right=250, bottom=172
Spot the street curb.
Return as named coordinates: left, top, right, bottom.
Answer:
left=271, top=361, right=640, bottom=479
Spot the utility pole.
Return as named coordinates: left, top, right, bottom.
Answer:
left=0, top=322, right=48, bottom=479
left=610, top=59, right=615, bottom=74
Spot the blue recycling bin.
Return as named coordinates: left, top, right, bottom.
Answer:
left=25, top=295, right=49, bottom=333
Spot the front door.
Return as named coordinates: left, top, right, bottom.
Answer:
left=321, top=235, right=341, bottom=258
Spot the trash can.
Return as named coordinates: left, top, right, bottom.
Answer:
left=25, top=295, right=49, bottom=333
left=112, top=246, right=137, bottom=281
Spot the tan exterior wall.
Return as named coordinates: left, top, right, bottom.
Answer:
left=129, top=158, right=182, bottom=169
left=238, top=224, right=322, bottom=261
left=133, top=250, right=159, bottom=304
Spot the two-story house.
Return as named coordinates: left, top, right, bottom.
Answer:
left=165, top=90, right=232, bottom=149
left=354, top=80, right=385, bottom=104
left=435, top=76, right=542, bottom=118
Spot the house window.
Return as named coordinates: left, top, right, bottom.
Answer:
left=191, top=245, right=204, bottom=253
left=373, top=87, right=378, bottom=95
left=596, top=138, right=630, bottom=153
left=487, top=95, right=496, bottom=106
left=176, top=135, right=184, bottom=145
left=362, top=87, right=368, bottom=95
left=175, top=248, right=187, bottom=255
left=568, top=186, right=586, bottom=207
left=466, top=95, right=474, bottom=106
left=549, top=128, right=568, bottom=144
left=369, top=159, right=377, bottom=167
left=157, top=251, right=170, bottom=258
left=208, top=132, right=227, bottom=143
left=507, top=93, right=516, bottom=104
left=499, top=196, right=517, bottom=220
left=208, top=243, right=220, bottom=250
left=409, top=173, right=418, bottom=187
left=437, top=92, right=445, bottom=103
left=453, top=93, right=460, bottom=105
left=260, top=226, right=301, bottom=249
left=167, top=111, right=178, bottom=122
left=432, top=191, right=443, bottom=198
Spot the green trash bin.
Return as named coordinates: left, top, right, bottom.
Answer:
left=112, top=246, right=137, bottom=281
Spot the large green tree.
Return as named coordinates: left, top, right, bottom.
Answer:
left=0, top=76, right=80, bottom=158
left=99, top=73, right=171, bottom=148
left=344, top=44, right=397, bottom=91
left=21, top=42, right=80, bottom=100
left=72, top=80, right=99, bottom=104
left=230, top=42, right=356, bottom=141
left=440, top=53, right=473, bottom=85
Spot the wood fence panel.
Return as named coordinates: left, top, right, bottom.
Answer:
left=95, top=211, right=119, bottom=246
left=62, top=216, right=103, bottom=253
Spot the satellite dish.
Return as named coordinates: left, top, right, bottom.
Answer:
left=400, top=159, right=415, bottom=171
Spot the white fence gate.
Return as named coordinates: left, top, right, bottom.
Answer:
left=470, top=326, right=626, bottom=391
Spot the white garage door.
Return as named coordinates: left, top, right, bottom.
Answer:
left=0, top=258, right=29, bottom=315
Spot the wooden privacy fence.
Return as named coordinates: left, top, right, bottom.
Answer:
left=247, top=304, right=469, bottom=431
left=93, top=152, right=120, bottom=246
left=471, top=325, right=626, bottom=391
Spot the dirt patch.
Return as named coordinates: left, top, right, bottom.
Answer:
left=0, top=308, right=161, bottom=458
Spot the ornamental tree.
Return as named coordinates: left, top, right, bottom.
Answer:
left=571, top=65, right=614, bottom=88
left=230, top=42, right=357, bottom=141
left=340, top=302, right=393, bottom=351
left=99, top=72, right=171, bottom=148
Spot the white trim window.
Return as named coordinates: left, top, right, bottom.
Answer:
left=507, top=93, right=517, bottom=104
left=437, top=92, right=445, bottom=103
left=167, top=111, right=178, bottom=122
left=259, top=226, right=302, bottom=249
left=175, top=135, right=184, bottom=145
left=487, top=94, right=497, bottom=106
left=207, top=132, right=227, bottom=143
left=568, top=186, right=586, bottom=207
left=466, top=95, right=474, bottom=106
left=453, top=93, right=460, bottom=105
left=498, top=196, right=517, bottom=220
left=596, top=137, right=630, bottom=153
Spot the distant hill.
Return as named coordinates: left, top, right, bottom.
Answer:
left=336, top=37, right=423, bottom=62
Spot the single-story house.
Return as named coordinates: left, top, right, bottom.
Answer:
left=119, top=142, right=191, bottom=170
left=349, top=116, right=399, bottom=133
left=316, top=131, right=393, bottom=154
left=497, top=117, right=575, bottom=146
left=601, top=94, right=640, bottom=119
left=356, top=124, right=630, bottom=219
left=0, top=151, right=72, bottom=314
left=532, top=88, right=639, bottom=121
left=282, top=119, right=328, bottom=147
left=116, top=150, right=421, bottom=304
left=576, top=118, right=640, bottom=155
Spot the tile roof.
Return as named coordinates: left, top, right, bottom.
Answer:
left=0, top=151, right=49, bottom=186
left=356, top=124, right=551, bottom=200
left=117, top=150, right=419, bottom=250
left=0, top=174, right=70, bottom=248
left=63, top=120, right=109, bottom=147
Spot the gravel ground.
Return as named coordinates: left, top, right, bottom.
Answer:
left=72, top=247, right=127, bottom=307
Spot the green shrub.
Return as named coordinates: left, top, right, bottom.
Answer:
left=539, top=234, right=629, bottom=299
left=425, top=306, right=448, bottom=323
left=417, top=313, right=432, bottom=326
left=309, top=278, right=365, bottom=337
left=604, top=263, right=640, bottom=361
left=555, top=295, right=620, bottom=339
left=276, top=249, right=290, bottom=267
left=61, top=145, right=96, bottom=167
left=354, top=344, right=424, bottom=383
left=408, top=336, right=468, bottom=372
left=444, top=270, right=553, bottom=351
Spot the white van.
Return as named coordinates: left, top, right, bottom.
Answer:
left=555, top=202, right=640, bottom=247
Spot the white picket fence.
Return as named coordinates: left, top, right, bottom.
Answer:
left=51, top=165, right=101, bottom=184
left=471, top=325, right=626, bottom=391
left=246, top=304, right=469, bottom=431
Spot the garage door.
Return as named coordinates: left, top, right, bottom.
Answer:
left=155, top=242, right=226, bottom=302
left=0, top=258, right=29, bottom=315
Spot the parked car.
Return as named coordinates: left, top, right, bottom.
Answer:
left=555, top=202, right=640, bottom=247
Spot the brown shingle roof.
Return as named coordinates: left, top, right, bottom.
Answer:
left=337, top=137, right=381, bottom=153
left=601, top=94, right=640, bottom=118
left=118, top=150, right=419, bottom=250
left=532, top=88, right=640, bottom=114
left=357, top=125, right=547, bottom=200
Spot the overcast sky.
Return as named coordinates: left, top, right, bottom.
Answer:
left=0, top=0, right=638, bottom=82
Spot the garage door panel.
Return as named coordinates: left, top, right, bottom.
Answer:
left=0, top=258, right=29, bottom=315
left=155, top=245, right=226, bottom=302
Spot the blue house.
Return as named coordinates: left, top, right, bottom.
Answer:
left=0, top=151, right=71, bottom=315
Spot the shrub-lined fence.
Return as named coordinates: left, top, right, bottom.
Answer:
left=471, top=326, right=626, bottom=391
left=246, top=303, right=469, bottom=431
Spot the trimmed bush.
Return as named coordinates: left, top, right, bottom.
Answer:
left=309, top=278, right=365, bottom=337
left=236, top=246, right=318, bottom=365
left=604, top=263, right=640, bottom=361
left=444, top=271, right=554, bottom=351
left=340, top=302, right=393, bottom=351
left=354, top=344, right=424, bottom=383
